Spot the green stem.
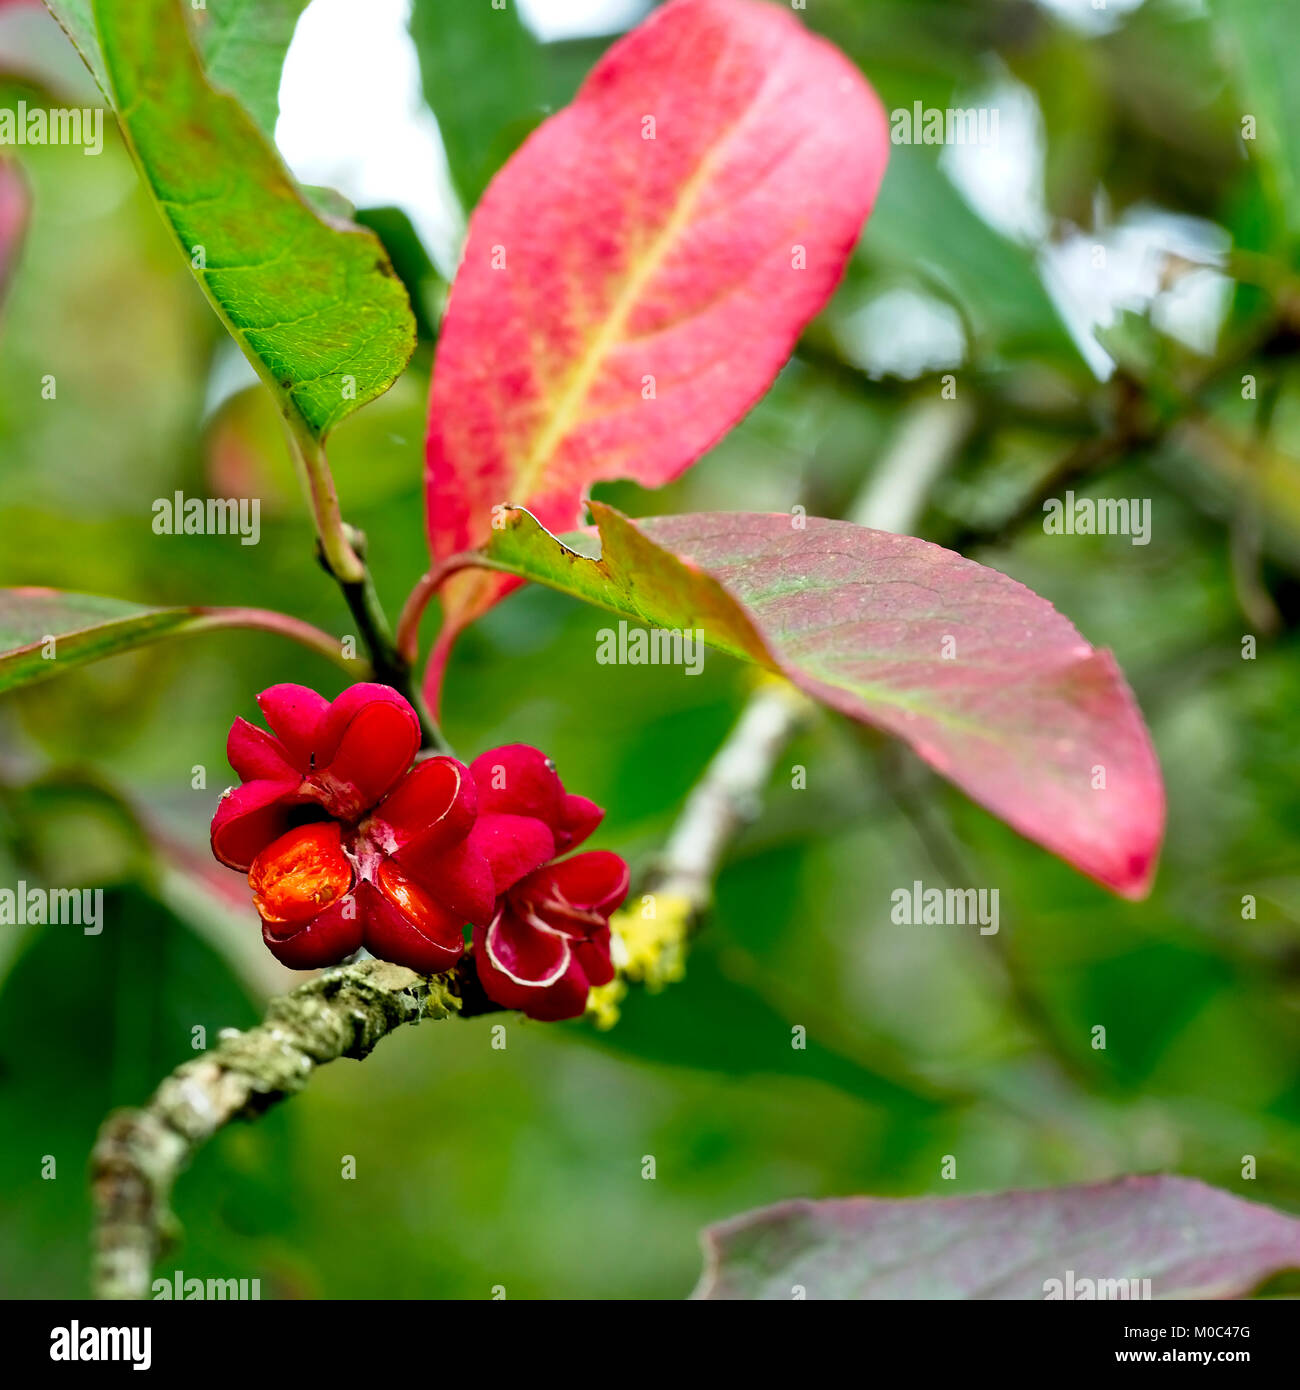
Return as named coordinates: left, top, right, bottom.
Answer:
left=286, top=422, right=366, bottom=586
left=283, top=419, right=450, bottom=751
left=322, top=536, right=450, bottom=754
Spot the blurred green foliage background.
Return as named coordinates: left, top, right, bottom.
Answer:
left=1, top=0, right=1299, bottom=1298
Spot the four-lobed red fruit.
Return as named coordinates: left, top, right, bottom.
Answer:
left=473, top=851, right=630, bottom=1022
left=211, top=687, right=628, bottom=1018
left=465, top=745, right=629, bottom=1019
left=211, top=681, right=422, bottom=865
left=212, top=683, right=494, bottom=971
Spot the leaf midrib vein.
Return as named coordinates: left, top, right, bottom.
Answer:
left=512, top=42, right=768, bottom=503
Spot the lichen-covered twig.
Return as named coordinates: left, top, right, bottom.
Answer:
left=648, top=678, right=816, bottom=915
left=91, top=959, right=463, bottom=1299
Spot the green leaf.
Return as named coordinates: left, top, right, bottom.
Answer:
left=1206, top=0, right=1300, bottom=245
left=354, top=204, right=447, bottom=340
left=47, top=0, right=416, bottom=440
left=0, top=591, right=208, bottom=693
left=475, top=504, right=1164, bottom=898
left=585, top=947, right=947, bottom=1117
left=189, top=0, right=310, bottom=142
left=409, top=0, right=543, bottom=212
left=0, top=589, right=352, bottom=693
left=44, top=0, right=307, bottom=143
left=40, top=0, right=108, bottom=94
left=0, top=774, right=154, bottom=903
left=695, top=1177, right=1300, bottom=1299
left=45, top=0, right=304, bottom=145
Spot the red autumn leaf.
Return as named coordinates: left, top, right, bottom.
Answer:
left=422, top=0, right=889, bottom=703
left=480, top=505, right=1165, bottom=898
left=0, top=158, right=29, bottom=312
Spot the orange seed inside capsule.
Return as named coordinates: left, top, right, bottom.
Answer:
left=249, top=822, right=353, bottom=925
left=376, top=858, right=451, bottom=936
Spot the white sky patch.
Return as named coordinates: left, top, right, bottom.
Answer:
left=203, top=340, right=260, bottom=419
left=517, top=0, right=650, bottom=41
left=1034, top=0, right=1148, bottom=35
left=939, top=69, right=1231, bottom=375
left=276, top=0, right=464, bottom=276
left=838, top=287, right=967, bottom=380
left=941, top=76, right=1050, bottom=245
left=1152, top=263, right=1233, bottom=356
left=1041, top=209, right=1232, bottom=369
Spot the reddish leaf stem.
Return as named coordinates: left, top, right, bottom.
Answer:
left=394, top=552, right=494, bottom=666
left=194, top=606, right=363, bottom=674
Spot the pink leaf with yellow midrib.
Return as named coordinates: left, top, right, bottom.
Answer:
left=423, top=0, right=889, bottom=703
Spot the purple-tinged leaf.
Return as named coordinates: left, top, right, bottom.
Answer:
left=0, top=589, right=356, bottom=691
left=478, top=504, right=1165, bottom=898
left=695, top=1177, right=1300, bottom=1299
